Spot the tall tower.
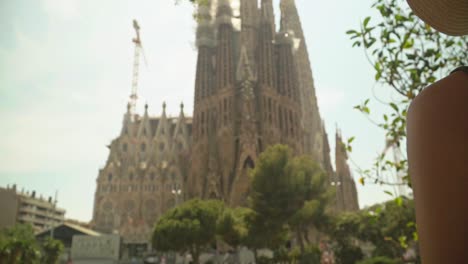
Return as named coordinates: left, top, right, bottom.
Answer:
left=188, top=0, right=303, bottom=206
left=334, top=129, right=360, bottom=211
left=280, top=0, right=323, bottom=160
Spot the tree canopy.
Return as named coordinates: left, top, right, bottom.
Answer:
left=0, top=224, right=64, bottom=264
left=249, top=145, right=333, bottom=253
left=152, top=199, right=223, bottom=264
left=328, top=198, right=418, bottom=263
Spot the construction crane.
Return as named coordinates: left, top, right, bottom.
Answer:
left=129, top=19, right=147, bottom=117
left=381, top=136, right=408, bottom=197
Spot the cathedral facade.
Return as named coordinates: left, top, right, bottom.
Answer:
left=187, top=0, right=358, bottom=207
left=92, top=103, right=191, bottom=244
left=92, top=0, right=359, bottom=249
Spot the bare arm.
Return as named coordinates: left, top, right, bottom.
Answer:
left=407, top=70, right=468, bottom=263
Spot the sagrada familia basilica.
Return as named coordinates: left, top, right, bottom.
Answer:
left=92, top=0, right=359, bottom=249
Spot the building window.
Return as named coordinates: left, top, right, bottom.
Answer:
left=150, top=172, right=156, bottom=180
left=108, top=173, right=113, bottom=182
left=141, top=143, right=146, bottom=152
left=159, top=143, right=165, bottom=151
left=129, top=174, right=134, bottom=181
left=122, top=143, right=128, bottom=152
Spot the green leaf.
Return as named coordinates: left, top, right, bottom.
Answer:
left=395, top=197, right=403, bottom=207
left=346, top=30, right=358, bottom=35
left=399, top=235, right=408, bottom=249
left=363, top=106, right=370, bottom=114
left=402, top=38, right=414, bottom=49
left=359, top=177, right=365, bottom=186
left=389, top=103, right=399, bottom=112
left=375, top=71, right=382, bottom=80
left=384, top=190, right=393, bottom=196
left=347, top=137, right=356, bottom=144
left=363, top=17, right=371, bottom=28
left=445, top=40, right=455, bottom=48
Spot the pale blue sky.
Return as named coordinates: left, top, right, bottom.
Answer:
left=0, top=0, right=404, bottom=221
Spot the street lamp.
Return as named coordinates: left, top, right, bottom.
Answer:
left=331, top=180, right=342, bottom=210
left=331, top=181, right=342, bottom=186
left=171, top=186, right=182, bottom=206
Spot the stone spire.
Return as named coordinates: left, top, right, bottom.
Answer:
left=216, top=0, right=233, bottom=24
left=240, top=0, right=258, bottom=60
left=258, top=0, right=276, bottom=90
left=231, top=45, right=260, bottom=206
left=280, top=0, right=322, bottom=157
left=194, top=1, right=215, bottom=102
left=335, top=128, right=360, bottom=211
left=196, top=0, right=214, bottom=48
left=236, top=45, right=257, bottom=82
left=121, top=102, right=133, bottom=136
left=240, top=0, right=258, bottom=27
left=215, top=0, right=235, bottom=90
left=155, top=102, right=170, bottom=141
left=260, top=0, right=275, bottom=33
left=173, top=102, right=189, bottom=150
left=137, top=103, right=152, bottom=138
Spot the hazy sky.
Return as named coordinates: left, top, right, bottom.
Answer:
left=0, top=0, right=405, bottom=221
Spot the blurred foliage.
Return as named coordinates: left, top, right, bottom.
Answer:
left=0, top=224, right=64, bottom=264
left=345, top=1, right=465, bottom=260
left=327, top=198, right=419, bottom=263
left=357, top=256, right=399, bottom=264
left=41, top=237, right=64, bottom=264
left=347, top=0, right=467, bottom=188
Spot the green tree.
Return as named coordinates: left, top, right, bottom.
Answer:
left=216, top=207, right=251, bottom=249
left=287, top=156, right=334, bottom=252
left=0, top=224, right=41, bottom=264
left=152, top=199, right=224, bottom=264
left=249, top=144, right=332, bottom=254
left=328, top=198, right=417, bottom=262
left=327, top=212, right=364, bottom=264
left=41, top=237, right=64, bottom=264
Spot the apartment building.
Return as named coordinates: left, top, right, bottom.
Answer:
left=0, top=185, right=65, bottom=232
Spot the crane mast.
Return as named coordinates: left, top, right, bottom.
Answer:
left=129, top=19, right=142, bottom=117
left=382, top=137, right=408, bottom=197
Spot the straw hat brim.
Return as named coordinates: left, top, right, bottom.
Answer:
left=407, top=0, right=468, bottom=36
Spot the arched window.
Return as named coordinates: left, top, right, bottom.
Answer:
left=122, top=143, right=128, bottom=152
left=243, top=156, right=255, bottom=169
left=108, top=173, right=113, bottom=182
left=150, top=173, right=156, bottom=180
left=159, top=143, right=165, bottom=151
left=141, top=143, right=146, bottom=152
left=129, top=173, right=134, bottom=181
